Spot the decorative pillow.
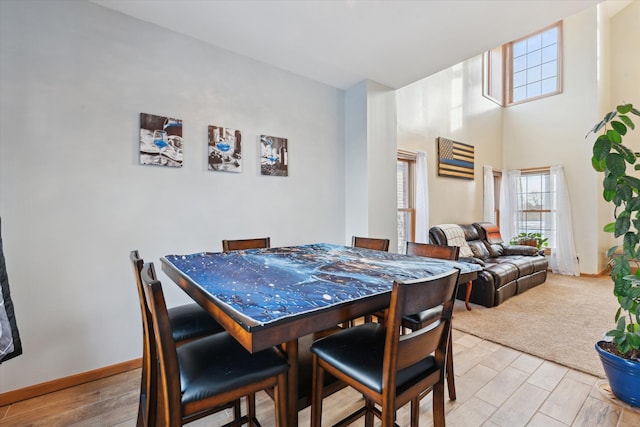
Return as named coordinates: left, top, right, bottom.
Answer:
left=468, top=241, right=490, bottom=260
left=436, top=224, right=474, bottom=258
left=486, top=242, right=504, bottom=258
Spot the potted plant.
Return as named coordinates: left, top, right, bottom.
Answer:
left=509, top=232, right=549, bottom=250
left=587, top=103, right=640, bottom=407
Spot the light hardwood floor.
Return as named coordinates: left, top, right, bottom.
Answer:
left=2, top=330, right=639, bottom=427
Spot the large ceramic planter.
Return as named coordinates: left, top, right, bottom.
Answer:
left=595, top=341, right=640, bottom=407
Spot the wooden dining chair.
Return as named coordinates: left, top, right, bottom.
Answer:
left=310, top=269, right=460, bottom=427
left=130, top=250, right=228, bottom=426
left=222, top=237, right=271, bottom=252
left=351, top=236, right=390, bottom=252
left=139, top=261, right=289, bottom=427
left=349, top=236, right=391, bottom=326
left=403, top=242, right=460, bottom=400
left=406, top=241, right=460, bottom=260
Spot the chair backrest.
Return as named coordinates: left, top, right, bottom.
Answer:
left=406, top=242, right=459, bottom=261
left=131, top=251, right=152, bottom=347
left=351, top=236, right=390, bottom=252
left=130, top=250, right=157, bottom=427
left=139, top=261, right=183, bottom=426
left=222, top=237, right=271, bottom=252
left=383, top=269, right=460, bottom=394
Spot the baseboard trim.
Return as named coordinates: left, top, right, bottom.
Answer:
left=0, top=358, right=141, bottom=406
left=581, top=272, right=608, bottom=278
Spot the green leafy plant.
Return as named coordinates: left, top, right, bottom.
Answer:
left=588, top=103, right=640, bottom=359
left=509, top=232, right=549, bottom=250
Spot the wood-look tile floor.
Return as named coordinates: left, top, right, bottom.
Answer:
left=2, top=331, right=639, bottom=426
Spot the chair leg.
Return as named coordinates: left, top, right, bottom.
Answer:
left=410, top=397, right=420, bottom=427
left=433, top=381, right=446, bottom=427
left=365, top=398, right=376, bottom=427
left=233, top=398, right=241, bottom=422
left=275, top=372, right=288, bottom=427
left=310, top=355, right=324, bottom=427
left=446, top=328, right=456, bottom=400
left=246, top=393, right=257, bottom=427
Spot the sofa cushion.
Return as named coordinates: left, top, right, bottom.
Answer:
left=468, top=240, right=491, bottom=260
left=486, top=242, right=504, bottom=258
left=516, top=270, right=547, bottom=294
left=484, top=262, right=519, bottom=288
left=529, top=256, right=549, bottom=271
left=460, top=224, right=482, bottom=241
left=500, top=256, right=536, bottom=276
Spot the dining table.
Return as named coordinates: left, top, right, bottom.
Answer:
left=161, top=243, right=481, bottom=426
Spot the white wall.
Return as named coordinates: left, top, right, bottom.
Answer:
left=396, top=57, right=504, bottom=226
left=503, top=7, right=601, bottom=274
left=344, top=80, right=398, bottom=250
left=345, top=82, right=369, bottom=241
left=610, top=0, right=640, bottom=150
left=0, top=0, right=345, bottom=392
left=596, top=0, right=640, bottom=271
left=366, top=81, right=398, bottom=249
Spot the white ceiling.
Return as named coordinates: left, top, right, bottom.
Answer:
left=89, top=0, right=603, bottom=90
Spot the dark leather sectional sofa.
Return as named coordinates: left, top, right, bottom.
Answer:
left=429, top=222, right=548, bottom=307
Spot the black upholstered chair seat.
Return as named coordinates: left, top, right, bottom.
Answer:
left=179, top=332, right=288, bottom=405
left=168, top=303, right=224, bottom=343
left=311, top=323, right=436, bottom=395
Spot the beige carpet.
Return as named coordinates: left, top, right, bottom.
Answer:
left=452, top=273, right=619, bottom=378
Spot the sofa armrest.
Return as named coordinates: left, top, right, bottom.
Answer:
left=429, top=226, right=448, bottom=245
left=503, top=245, right=541, bottom=256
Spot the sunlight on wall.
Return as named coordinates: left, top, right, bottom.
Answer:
left=450, top=63, right=463, bottom=132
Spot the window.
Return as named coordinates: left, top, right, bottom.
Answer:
left=493, top=169, right=502, bottom=227
left=484, top=22, right=562, bottom=106
left=397, top=154, right=415, bottom=253
left=515, top=169, right=555, bottom=250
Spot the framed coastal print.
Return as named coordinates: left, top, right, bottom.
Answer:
left=260, top=135, right=288, bottom=176
left=208, top=126, right=242, bottom=173
left=139, top=113, right=183, bottom=167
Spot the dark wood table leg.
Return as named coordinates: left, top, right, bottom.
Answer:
left=282, top=339, right=299, bottom=427
left=465, top=281, right=472, bottom=310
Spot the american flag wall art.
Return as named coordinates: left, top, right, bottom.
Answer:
left=437, top=137, right=475, bottom=180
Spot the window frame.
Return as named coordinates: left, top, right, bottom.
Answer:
left=493, top=169, right=502, bottom=228
left=397, top=153, right=416, bottom=253
left=483, top=21, right=563, bottom=107
left=515, top=167, right=553, bottom=255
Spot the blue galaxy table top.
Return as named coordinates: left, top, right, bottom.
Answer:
left=162, top=243, right=479, bottom=327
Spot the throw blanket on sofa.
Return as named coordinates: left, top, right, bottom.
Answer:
left=436, top=224, right=475, bottom=258
left=0, top=217, right=22, bottom=363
